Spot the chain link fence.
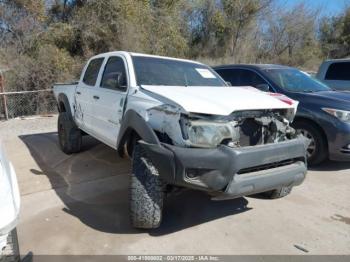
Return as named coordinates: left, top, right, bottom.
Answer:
left=0, top=89, right=57, bottom=120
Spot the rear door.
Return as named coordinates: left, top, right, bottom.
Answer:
left=75, top=57, right=104, bottom=131
left=90, top=56, right=129, bottom=148
left=323, top=62, right=350, bottom=91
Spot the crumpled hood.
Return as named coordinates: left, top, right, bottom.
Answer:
left=141, top=85, right=298, bottom=116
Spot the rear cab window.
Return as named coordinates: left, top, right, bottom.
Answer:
left=325, top=62, right=350, bottom=81
left=83, top=58, right=104, bottom=86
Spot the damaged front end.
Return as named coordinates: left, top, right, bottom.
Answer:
left=141, top=105, right=309, bottom=198
left=147, top=105, right=300, bottom=149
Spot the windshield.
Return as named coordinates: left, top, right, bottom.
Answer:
left=132, top=56, right=226, bottom=87
left=264, top=68, right=331, bottom=92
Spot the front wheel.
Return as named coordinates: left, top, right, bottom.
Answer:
left=130, top=143, right=165, bottom=229
left=292, top=121, right=328, bottom=165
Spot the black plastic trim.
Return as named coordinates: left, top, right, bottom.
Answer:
left=116, top=110, right=160, bottom=152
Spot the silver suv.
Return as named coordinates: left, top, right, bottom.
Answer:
left=316, top=59, right=350, bottom=91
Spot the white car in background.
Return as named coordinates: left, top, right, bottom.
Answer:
left=0, top=141, right=20, bottom=261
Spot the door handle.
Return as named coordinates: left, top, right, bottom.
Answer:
left=76, top=91, right=81, bottom=95
left=93, top=95, right=100, bottom=100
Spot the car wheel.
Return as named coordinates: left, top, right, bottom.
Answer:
left=130, top=143, right=165, bottom=229
left=0, top=228, right=20, bottom=262
left=58, top=112, right=82, bottom=154
left=292, top=121, right=328, bottom=165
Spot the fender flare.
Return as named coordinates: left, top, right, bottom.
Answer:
left=57, top=93, right=73, bottom=121
left=116, top=109, right=160, bottom=152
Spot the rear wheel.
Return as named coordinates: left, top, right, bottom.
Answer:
left=292, top=121, right=328, bottom=165
left=58, top=112, right=82, bottom=154
left=130, top=143, right=165, bottom=229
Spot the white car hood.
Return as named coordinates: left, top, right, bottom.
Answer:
left=141, top=85, right=298, bottom=116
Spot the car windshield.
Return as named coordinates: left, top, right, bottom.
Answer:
left=264, top=68, right=331, bottom=92
left=132, top=56, right=226, bottom=86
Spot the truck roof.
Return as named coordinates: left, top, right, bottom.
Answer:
left=90, top=51, right=204, bottom=65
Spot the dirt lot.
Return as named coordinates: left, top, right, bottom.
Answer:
left=1, top=116, right=349, bottom=255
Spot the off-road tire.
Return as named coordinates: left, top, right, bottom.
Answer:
left=292, top=120, right=328, bottom=166
left=261, top=186, right=293, bottom=199
left=58, top=112, right=82, bottom=154
left=130, top=144, right=165, bottom=229
left=0, top=228, right=20, bottom=262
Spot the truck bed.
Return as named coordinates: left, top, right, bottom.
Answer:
left=53, top=82, right=78, bottom=115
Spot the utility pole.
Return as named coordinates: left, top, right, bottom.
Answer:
left=0, top=70, right=9, bottom=120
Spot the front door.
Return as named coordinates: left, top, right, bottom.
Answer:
left=90, top=56, right=128, bottom=148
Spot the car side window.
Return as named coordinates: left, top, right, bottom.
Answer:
left=325, top=62, right=350, bottom=81
left=240, top=70, right=267, bottom=89
left=82, top=58, right=104, bottom=86
left=100, top=56, right=128, bottom=91
left=215, top=69, right=241, bottom=86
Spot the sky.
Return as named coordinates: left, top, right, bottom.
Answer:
left=279, top=0, right=349, bottom=17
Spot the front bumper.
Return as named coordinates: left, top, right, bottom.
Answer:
left=140, top=136, right=308, bottom=199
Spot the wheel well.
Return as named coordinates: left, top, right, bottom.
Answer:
left=292, top=117, right=329, bottom=149
left=117, top=129, right=141, bottom=158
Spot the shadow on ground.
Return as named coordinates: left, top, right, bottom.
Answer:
left=309, top=160, right=350, bottom=172
left=19, top=132, right=250, bottom=236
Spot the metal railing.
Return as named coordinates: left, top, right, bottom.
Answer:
left=0, top=89, right=57, bottom=120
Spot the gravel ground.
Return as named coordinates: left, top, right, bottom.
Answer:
left=1, top=115, right=349, bottom=255
left=0, top=115, right=58, bottom=139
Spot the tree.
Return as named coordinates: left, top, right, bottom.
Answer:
left=320, top=6, right=350, bottom=58
left=258, top=3, right=321, bottom=67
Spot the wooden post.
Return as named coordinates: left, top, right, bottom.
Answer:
left=0, top=71, right=9, bottom=120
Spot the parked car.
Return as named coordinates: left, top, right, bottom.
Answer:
left=214, top=64, right=350, bottom=165
left=316, top=59, right=350, bottom=91
left=53, top=52, right=308, bottom=229
left=0, top=141, right=20, bottom=261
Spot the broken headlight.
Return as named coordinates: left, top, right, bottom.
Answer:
left=186, top=120, right=237, bottom=148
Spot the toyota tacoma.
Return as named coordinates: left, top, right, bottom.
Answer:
left=53, top=51, right=308, bottom=229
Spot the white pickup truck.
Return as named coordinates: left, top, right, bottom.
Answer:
left=53, top=51, right=308, bottom=229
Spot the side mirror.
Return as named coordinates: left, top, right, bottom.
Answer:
left=111, top=73, right=126, bottom=91
left=115, top=73, right=122, bottom=88
left=255, top=84, right=270, bottom=92
left=225, top=81, right=232, bottom=86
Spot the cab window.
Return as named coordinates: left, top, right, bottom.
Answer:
left=239, top=70, right=267, bottom=88
left=83, top=58, right=104, bottom=86
left=100, top=57, right=128, bottom=91
left=215, top=69, right=241, bottom=86
left=325, top=62, right=350, bottom=81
